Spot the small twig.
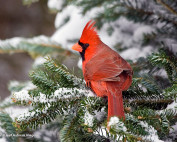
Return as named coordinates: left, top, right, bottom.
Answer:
left=0, top=49, right=25, bottom=54
left=124, top=99, right=173, bottom=104
left=40, top=43, right=61, bottom=49
left=156, top=0, right=177, bottom=15
left=122, top=1, right=177, bottom=26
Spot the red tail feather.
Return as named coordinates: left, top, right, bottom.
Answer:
left=107, top=91, right=125, bottom=121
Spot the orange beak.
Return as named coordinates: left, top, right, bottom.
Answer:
left=72, top=43, right=82, bottom=52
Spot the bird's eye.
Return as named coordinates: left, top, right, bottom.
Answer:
left=85, top=43, right=89, bottom=48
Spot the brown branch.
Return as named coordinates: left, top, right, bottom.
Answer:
left=0, top=49, right=25, bottom=54
left=156, top=0, right=177, bottom=16
left=40, top=43, right=62, bottom=49
left=124, top=99, right=174, bottom=104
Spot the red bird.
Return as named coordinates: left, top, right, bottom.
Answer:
left=72, top=20, right=133, bottom=121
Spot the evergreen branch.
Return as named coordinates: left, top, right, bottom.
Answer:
left=60, top=114, right=109, bottom=142
left=14, top=102, right=64, bottom=130
left=108, top=116, right=147, bottom=141
left=123, top=1, right=177, bottom=26
left=13, top=88, right=95, bottom=130
left=12, top=87, right=95, bottom=105
left=29, top=57, right=85, bottom=94
left=8, top=81, right=36, bottom=93
left=124, top=98, right=173, bottom=106
left=0, top=81, right=36, bottom=108
left=124, top=3, right=177, bottom=27
left=149, top=48, right=177, bottom=83
left=161, top=109, right=177, bottom=124
left=44, top=57, right=84, bottom=88
left=82, top=133, right=110, bottom=142
left=30, top=70, right=57, bottom=94
left=156, top=0, right=177, bottom=15
left=0, top=99, right=15, bottom=110
left=123, top=82, right=169, bottom=110
left=132, top=76, right=161, bottom=94
left=45, top=119, right=64, bottom=131
left=0, top=112, right=17, bottom=142
left=163, top=84, right=177, bottom=100
left=0, top=36, right=65, bottom=58
left=132, top=108, right=173, bottom=138
left=124, top=115, right=149, bottom=137
left=60, top=115, right=79, bottom=142
left=108, top=115, right=160, bottom=141
left=75, top=0, right=177, bottom=28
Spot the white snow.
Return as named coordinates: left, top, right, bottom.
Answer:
left=120, top=45, right=153, bottom=60
left=7, top=82, right=36, bottom=106
left=158, top=101, right=177, bottom=141
left=4, top=106, right=29, bottom=121
left=94, top=126, right=108, bottom=138
left=54, top=88, right=95, bottom=99
left=77, top=59, right=82, bottom=69
left=0, top=37, right=22, bottom=50
left=0, top=137, right=6, bottom=142
left=13, top=90, right=31, bottom=102
left=0, top=121, right=7, bottom=142
left=13, top=89, right=47, bottom=104
left=108, top=116, right=127, bottom=132
left=12, top=87, right=95, bottom=104
left=33, top=56, right=47, bottom=67
left=52, top=5, right=88, bottom=49
left=48, top=0, right=63, bottom=10
left=0, top=96, right=14, bottom=108
left=166, top=122, right=177, bottom=141
left=9, top=81, right=36, bottom=92
left=0, top=120, right=6, bottom=134
left=84, top=110, right=94, bottom=127
left=16, top=103, right=53, bottom=122
left=98, top=17, right=137, bottom=48
left=133, top=26, right=155, bottom=42
left=159, top=101, right=177, bottom=114
left=17, top=111, right=36, bottom=121
left=21, top=82, right=36, bottom=91
left=8, top=81, right=20, bottom=88
left=140, top=121, right=164, bottom=142
left=38, top=93, right=48, bottom=103
left=0, top=35, right=60, bottom=52
left=25, top=35, right=56, bottom=44
left=94, top=107, right=106, bottom=121
left=165, top=101, right=177, bottom=110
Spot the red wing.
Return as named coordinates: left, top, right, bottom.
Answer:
left=84, top=48, right=132, bottom=82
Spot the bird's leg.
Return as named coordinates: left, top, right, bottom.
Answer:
left=86, top=81, right=91, bottom=87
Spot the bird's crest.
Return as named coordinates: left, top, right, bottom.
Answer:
left=80, top=20, right=101, bottom=44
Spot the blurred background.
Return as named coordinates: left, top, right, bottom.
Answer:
left=0, top=0, right=55, bottom=100
left=0, top=0, right=176, bottom=141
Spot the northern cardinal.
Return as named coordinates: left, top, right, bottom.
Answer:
left=72, top=20, right=133, bottom=121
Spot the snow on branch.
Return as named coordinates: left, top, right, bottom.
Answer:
left=140, top=121, right=163, bottom=142
left=13, top=87, right=96, bottom=130
left=12, top=87, right=95, bottom=105
left=0, top=35, right=62, bottom=56
left=108, top=116, right=127, bottom=132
